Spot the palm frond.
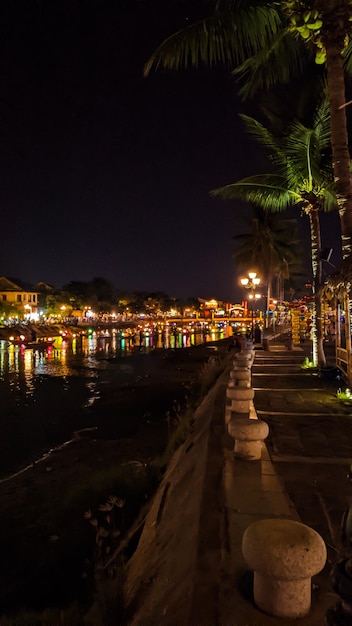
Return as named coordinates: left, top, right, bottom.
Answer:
left=144, top=5, right=282, bottom=76
left=211, top=175, right=301, bottom=210
left=284, top=122, right=317, bottom=189
left=234, top=30, right=308, bottom=99
left=215, top=0, right=266, bottom=9
left=232, top=232, right=255, bottom=242
left=343, top=38, right=352, bottom=76
left=312, top=93, right=331, bottom=153
left=239, top=114, right=284, bottom=161
left=232, top=208, right=303, bottom=283
left=285, top=122, right=330, bottom=187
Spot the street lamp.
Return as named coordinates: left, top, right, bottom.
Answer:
left=240, top=272, right=261, bottom=339
left=240, top=272, right=261, bottom=290
left=248, top=293, right=262, bottom=338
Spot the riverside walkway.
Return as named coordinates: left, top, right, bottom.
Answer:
left=124, top=339, right=352, bottom=625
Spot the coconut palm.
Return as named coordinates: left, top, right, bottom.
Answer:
left=211, top=96, right=336, bottom=366
left=145, top=0, right=352, bottom=259
left=233, top=206, right=303, bottom=326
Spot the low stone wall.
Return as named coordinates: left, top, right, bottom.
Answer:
left=123, top=365, right=231, bottom=625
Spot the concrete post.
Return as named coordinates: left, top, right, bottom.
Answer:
left=242, top=519, right=327, bottom=618
left=227, top=416, right=268, bottom=460
left=226, top=387, right=254, bottom=414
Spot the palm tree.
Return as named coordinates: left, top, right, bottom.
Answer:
left=145, top=0, right=352, bottom=259
left=233, top=206, right=302, bottom=327
left=211, top=97, right=336, bottom=366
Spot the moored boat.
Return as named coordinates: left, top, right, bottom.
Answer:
left=24, top=338, right=55, bottom=350
left=8, top=336, right=55, bottom=349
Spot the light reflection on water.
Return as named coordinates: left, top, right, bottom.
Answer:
left=0, top=324, right=232, bottom=477
left=0, top=325, right=231, bottom=378
left=0, top=325, right=231, bottom=394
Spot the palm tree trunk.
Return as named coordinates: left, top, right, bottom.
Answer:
left=309, top=207, right=326, bottom=367
left=325, top=40, right=352, bottom=259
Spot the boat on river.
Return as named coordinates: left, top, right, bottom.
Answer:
left=24, top=338, right=55, bottom=350
left=8, top=336, right=55, bottom=349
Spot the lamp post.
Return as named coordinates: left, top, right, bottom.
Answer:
left=249, top=293, right=262, bottom=338
left=240, top=272, right=261, bottom=340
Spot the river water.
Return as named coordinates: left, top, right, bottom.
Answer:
left=0, top=322, right=232, bottom=478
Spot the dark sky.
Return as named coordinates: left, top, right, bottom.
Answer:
left=0, top=0, right=341, bottom=301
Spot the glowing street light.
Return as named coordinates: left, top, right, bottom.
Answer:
left=240, top=272, right=261, bottom=288
left=240, top=272, right=261, bottom=339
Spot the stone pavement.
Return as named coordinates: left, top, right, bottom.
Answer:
left=124, top=339, right=352, bottom=625
left=220, top=340, right=352, bottom=626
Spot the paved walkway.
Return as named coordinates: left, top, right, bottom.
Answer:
left=125, top=339, right=352, bottom=625
left=220, top=340, right=352, bottom=625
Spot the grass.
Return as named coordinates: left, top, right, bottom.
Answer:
left=337, top=387, right=352, bottom=403
left=62, top=461, right=160, bottom=518
left=158, top=352, right=226, bottom=470
left=301, top=356, right=317, bottom=370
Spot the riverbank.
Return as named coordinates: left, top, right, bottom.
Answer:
left=0, top=339, right=231, bottom=620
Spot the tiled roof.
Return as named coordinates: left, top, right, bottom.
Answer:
left=0, top=276, right=38, bottom=292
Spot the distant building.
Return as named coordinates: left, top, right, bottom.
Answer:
left=198, top=298, right=238, bottom=318
left=0, top=277, right=40, bottom=319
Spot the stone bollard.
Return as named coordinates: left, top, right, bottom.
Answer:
left=232, top=362, right=251, bottom=373
left=233, top=358, right=253, bottom=371
left=228, top=416, right=268, bottom=459
left=236, top=347, right=253, bottom=357
left=241, top=346, right=254, bottom=355
left=226, top=387, right=254, bottom=415
left=229, top=368, right=251, bottom=388
left=234, top=350, right=254, bottom=364
left=242, top=519, right=327, bottom=618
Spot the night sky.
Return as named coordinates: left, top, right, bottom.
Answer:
left=0, top=0, right=341, bottom=302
